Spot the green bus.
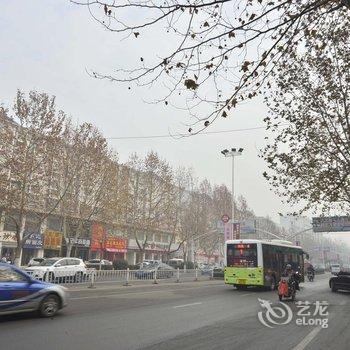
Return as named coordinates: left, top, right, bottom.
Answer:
left=224, top=239, right=305, bottom=290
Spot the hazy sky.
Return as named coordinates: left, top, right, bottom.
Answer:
left=0, top=0, right=325, bottom=224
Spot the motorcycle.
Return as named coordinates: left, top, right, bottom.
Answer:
left=278, top=276, right=296, bottom=301
left=307, top=270, right=314, bottom=282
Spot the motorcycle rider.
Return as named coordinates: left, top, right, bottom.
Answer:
left=307, top=264, right=315, bottom=279
left=282, top=263, right=300, bottom=291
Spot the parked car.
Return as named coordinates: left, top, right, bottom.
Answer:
left=167, top=258, right=184, bottom=269
left=329, top=271, right=350, bottom=292
left=25, top=257, right=87, bottom=282
left=314, top=264, right=326, bottom=274
left=213, top=267, right=224, bottom=278
left=135, top=263, right=174, bottom=279
left=85, top=259, right=113, bottom=270
left=200, top=264, right=213, bottom=276
left=27, top=257, right=45, bottom=267
left=0, top=262, right=68, bottom=317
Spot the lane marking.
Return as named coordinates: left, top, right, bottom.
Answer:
left=173, top=302, right=202, bottom=309
left=241, top=293, right=256, bottom=297
left=291, top=327, right=322, bottom=350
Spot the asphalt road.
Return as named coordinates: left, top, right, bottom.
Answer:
left=1, top=274, right=349, bottom=350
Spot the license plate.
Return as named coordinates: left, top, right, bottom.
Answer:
left=237, top=279, right=246, bottom=284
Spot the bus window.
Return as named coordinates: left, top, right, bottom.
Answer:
left=227, top=243, right=257, bottom=267
left=262, top=244, right=277, bottom=269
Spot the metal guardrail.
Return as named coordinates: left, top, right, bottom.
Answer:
left=25, top=267, right=217, bottom=288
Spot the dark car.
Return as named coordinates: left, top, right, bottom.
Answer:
left=85, top=259, right=113, bottom=270
left=213, top=267, right=224, bottom=279
left=314, top=264, right=326, bottom=274
left=200, top=265, right=213, bottom=276
left=135, top=263, right=174, bottom=279
left=329, top=271, right=350, bottom=292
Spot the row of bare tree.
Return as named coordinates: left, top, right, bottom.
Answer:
left=0, top=90, right=274, bottom=265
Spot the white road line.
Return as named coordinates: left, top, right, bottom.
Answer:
left=173, top=302, right=202, bottom=309
left=291, top=327, right=322, bottom=350
left=241, top=293, right=256, bottom=297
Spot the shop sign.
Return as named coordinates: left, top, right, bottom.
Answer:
left=0, top=231, right=17, bottom=244
left=67, top=237, right=91, bottom=248
left=23, top=232, right=43, bottom=249
left=43, top=230, right=62, bottom=250
left=105, top=236, right=127, bottom=253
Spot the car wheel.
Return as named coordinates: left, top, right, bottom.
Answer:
left=331, top=281, right=338, bottom=292
left=39, top=294, right=60, bottom=317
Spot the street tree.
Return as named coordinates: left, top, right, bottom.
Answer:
left=162, top=166, right=195, bottom=260
left=64, top=123, right=117, bottom=257
left=126, top=152, right=173, bottom=260
left=73, top=0, right=350, bottom=131
left=262, top=17, right=350, bottom=214
left=0, top=90, right=65, bottom=265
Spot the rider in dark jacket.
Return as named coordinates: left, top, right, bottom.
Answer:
left=282, top=264, right=300, bottom=290
left=307, top=265, right=315, bottom=277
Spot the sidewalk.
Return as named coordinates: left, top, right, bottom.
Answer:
left=66, top=278, right=224, bottom=292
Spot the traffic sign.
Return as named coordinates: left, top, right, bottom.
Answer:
left=221, top=214, right=230, bottom=223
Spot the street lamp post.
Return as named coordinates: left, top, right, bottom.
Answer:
left=221, top=148, right=243, bottom=239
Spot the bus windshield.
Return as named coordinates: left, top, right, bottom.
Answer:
left=227, top=243, right=257, bottom=267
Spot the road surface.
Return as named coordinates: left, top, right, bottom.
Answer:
left=1, top=274, right=349, bottom=350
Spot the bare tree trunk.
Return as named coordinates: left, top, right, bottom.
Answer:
left=14, top=215, right=26, bottom=266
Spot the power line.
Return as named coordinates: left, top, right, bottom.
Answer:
left=106, top=125, right=272, bottom=140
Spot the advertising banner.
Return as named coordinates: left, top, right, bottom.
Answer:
left=90, top=222, right=106, bottom=251
left=43, top=230, right=62, bottom=250
left=233, top=223, right=241, bottom=240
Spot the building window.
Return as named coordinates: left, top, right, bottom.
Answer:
left=4, top=212, right=19, bottom=231
left=162, top=234, right=170, bottom=243
left=47, top=215, right=62, bottom=231
left=136, top=232, right=145, bottom=241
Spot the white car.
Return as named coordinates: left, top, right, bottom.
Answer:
left=25, top=257, right=87, bottom=282
left=330, top=263, right=341, bottom=275
left=28, top=257, right=45, bottom=267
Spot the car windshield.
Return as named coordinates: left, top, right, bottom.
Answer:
left=39, top=258, right=59, bottom=266
left=88, top=260, right=100, bottom=263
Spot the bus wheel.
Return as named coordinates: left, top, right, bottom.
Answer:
left=236, top=285, right=247, bottom=290
left=270, top=276, right=276, bottom=291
